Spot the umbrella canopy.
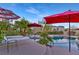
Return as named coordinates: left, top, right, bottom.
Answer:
left=28, top=23, right=42, bottom=27
left=0, top=7, right=20, bottom=19
left=44, top=10, right=79, bottom=52
left=44, top=10, right=79, bottom=24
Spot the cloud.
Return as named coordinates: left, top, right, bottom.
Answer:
left=26, top=7, right=51, bottom=18
left=37, top=13, right=51, bottom=18
left=25, top=7, right=51, bottom=22
left=27, top=18, right=38, bottom=23
left=40, top=14, right=48, bottom=17
left=26, top=7, right=40, bottom=15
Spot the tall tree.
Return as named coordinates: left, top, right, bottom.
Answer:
left=0, top=20, right=10, bottom=42
left=38, top=24, right=53, bottom=45
left=15, top=18, right=30, bottom=36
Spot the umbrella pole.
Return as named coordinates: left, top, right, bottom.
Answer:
left=69, top=19, right=71, bottom=52
left=68, top=12, right=71, bottom=52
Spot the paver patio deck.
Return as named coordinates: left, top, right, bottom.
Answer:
left=0, top=39, right=79, bottom=55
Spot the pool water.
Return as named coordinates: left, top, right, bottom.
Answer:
left=51, top=38, right=79, bottom=51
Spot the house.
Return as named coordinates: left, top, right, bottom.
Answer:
left=31, top=25, right=65, bottom=34
left=31, top=27, right=42, bottom=34
left=51, top=26, right=65, bottom=32
left=0, top=7, right=20, bottom=24
left=74, top=28, right=79, bottom=36
left=64, top=28, right=79, bottom=36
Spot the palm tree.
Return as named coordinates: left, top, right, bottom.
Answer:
left=15, top=18, right=29, bottom=36
left=38, top=24, right=53, bottom=46
left=0, top=20, right=10, bottom=43
left=0, top=30, right=4, bottom=43
left=38, top=23, right=53, bottom=54
left=43, top=24, right=52, bottom=32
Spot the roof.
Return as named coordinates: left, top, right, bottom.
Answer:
left=0, top=7, right=20, bottom=19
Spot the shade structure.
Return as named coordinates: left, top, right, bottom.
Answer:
left=0, top=7, right=20, bottom=19
left=44, top=10, right=79, bottom=52
left=28, top=23, right=42, bottom=41
left=44, top=10, right=79, bottom=24
left=28, top=23, right=42, bottom=27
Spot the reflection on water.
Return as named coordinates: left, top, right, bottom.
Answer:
left=51, top=37, right=78, bottom=51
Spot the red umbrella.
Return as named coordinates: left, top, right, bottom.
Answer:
left=0, top=7, right=20, bottom=19
left=28, top=23, right=42, bottom=40
left=44, top=10, right=79, bottom=24
left=28, top=23, right=42, bottom=27
left=44, top=10, right=79, bottom=52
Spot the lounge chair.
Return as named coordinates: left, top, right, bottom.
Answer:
left=0, top=36, right=18, bottom=53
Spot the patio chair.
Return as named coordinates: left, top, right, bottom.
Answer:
left=2, top=36, right=18, bottom=53
left=29, top=35, right=40, bottom=41
left=5, top=36, right=18, bottom=47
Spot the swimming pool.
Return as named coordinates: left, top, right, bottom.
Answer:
left=51, top=39, right=78, bottom=51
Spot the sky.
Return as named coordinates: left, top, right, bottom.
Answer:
left=0, top=3, right=79, bottom=28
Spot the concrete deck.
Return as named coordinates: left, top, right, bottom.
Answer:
left=0, top=39, right=79, bottom=55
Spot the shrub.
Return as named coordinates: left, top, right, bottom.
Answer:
left=0, top=31, right=4, bottom=43
left=6, top=30, right=20, bottom=36
left=48, top=31, right=64, bottom=34
left=38, top=38, right=49, bottom=45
